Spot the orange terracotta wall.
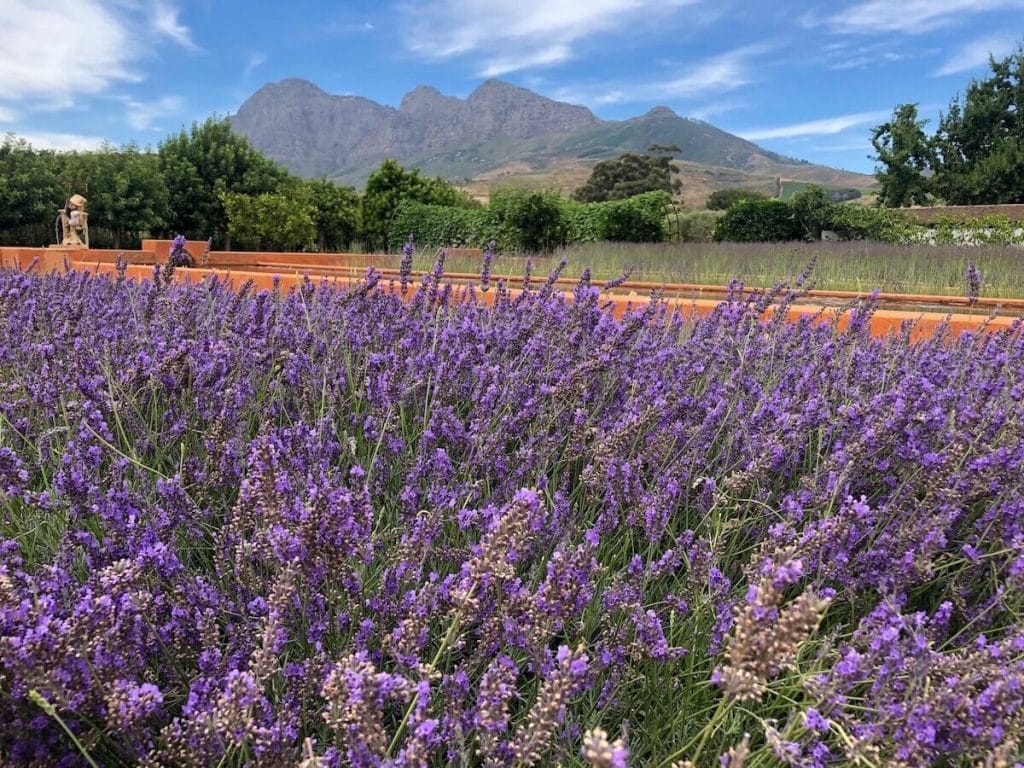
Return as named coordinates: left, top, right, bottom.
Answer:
left=72, top=261, right=1021, bottom=342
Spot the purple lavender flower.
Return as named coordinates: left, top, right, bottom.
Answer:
left=167, top=234, right=193, bottom=268
left=966, top=261, right=982, bottom=305
left=480, top=240, right=495, bottom=293
left=400, top=234, right=415, bottom=296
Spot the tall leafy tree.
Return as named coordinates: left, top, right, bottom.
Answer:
left=222, top=190, right=316, bottom=252
left=572, top=152, right=680, bottom=203
left=303, top=178, right=360, bottom=251
left=931, top=46, right=1024, bottom=204
left=361, top=159, right=476, bottom=252
left=872, top=45, right=1024, bottom=206
left=871, top=104, right=935, bottom=207
left=158, top=118, right=287, bottom=246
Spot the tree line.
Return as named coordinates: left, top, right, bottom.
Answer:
left=0, top=119, right=477, bottom=252
left=1, top=120, right=685, bottom=252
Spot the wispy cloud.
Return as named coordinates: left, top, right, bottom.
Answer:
left=243, top=52, right=267, bottom=78
left=151, top=1, right=201, bottom=51
left=481, top=45, right=572, bottom=78
left=0, top=0, right=140, bottom=103
left=402, top=0, right=698, bottom=76
left=7, top=131, right=109, bottom=152
left=550, top=45, right=767, bottom=108
left=739, top=110, right=890, bottom=141
left=688, top=99, right=746, bottom=121
left=812, top=0, right=1024, bottom=35
left=124, top=95, right=186, bottom=131
left=935, top=34, right=1019, bottom=75
left=0, top=106, right=18, bottom=122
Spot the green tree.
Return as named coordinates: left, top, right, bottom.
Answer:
left=706, top=188, right=769, bottom=210
left=0, top=135, right=63, bottom=241
left=871, top=104, right=935, bottom=207
left=222, top=190, right=316, bottom=252
left=713, top=199, right=801, bottom=242
left=790, top=185, right=836, bottom=240
left=931, top=46, right=1024, bottom=204
left=572, top=152, right=679, bottom=203
left=360, top=159, right=477, bottom=252
left=490, top=190, right=568, bottom=252
left=60, top=143, right=169, bottom=248
left=303, top=178, right=360, bottom=251
left=158, top=117, right=287, bottom=246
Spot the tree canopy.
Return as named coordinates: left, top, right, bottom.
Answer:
left=158, top=117, right=288, bottom=246
left=872, top=45, right=1024, bottom=206
left=360, top=159, right=478, bottom=252
left=572, top=152, right=680, bottom=203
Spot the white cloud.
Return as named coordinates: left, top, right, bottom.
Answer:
left=815, top=0, right=1024, bottom=34
left=243, top=52, right=267, bottom=77
left=549, top=46, right=766, bottom=107
left=688, top=99, right=746, bottom=121
left=739, top=110, right=891, bottom=141
left=0, top=1, right=140, bottom=103
left=0, top=105, right=18, bottom=122
left=402, top=0, right=698, bottom=75
left=935, top=34, right=1019, bottom=75
left=481, top=45, right=573, bottom=78
left=125, top=95, right=185, bottom=131
left=9, top=132, right=109, bottom=152
left=151, top=1, right=201, bottom=51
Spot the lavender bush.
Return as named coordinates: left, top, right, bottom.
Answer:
left=1, top=264, right=1024, bottom=766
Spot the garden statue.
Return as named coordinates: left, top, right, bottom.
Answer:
left=57, top=194, right=89, bottom=248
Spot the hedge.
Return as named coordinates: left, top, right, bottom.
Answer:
left=386, top=190, right=672, bottom=252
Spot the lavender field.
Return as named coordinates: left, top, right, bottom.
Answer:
left=2, top=263, right=1024, bottom=767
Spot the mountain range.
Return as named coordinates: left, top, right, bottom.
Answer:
left=230, top=78, right=876, bottom=202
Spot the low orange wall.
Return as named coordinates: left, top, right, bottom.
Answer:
left=3, top=240, right=1020, bottom=341
left=71, top=261, right=1020, bottom=342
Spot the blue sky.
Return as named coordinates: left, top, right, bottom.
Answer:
left=1, top=0, right=1022, bottom=175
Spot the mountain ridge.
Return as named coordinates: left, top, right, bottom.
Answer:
left=230, top=78, right=876, bottom=195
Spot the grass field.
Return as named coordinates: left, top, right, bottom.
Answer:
left=400, top=240, right=1024, bottom=298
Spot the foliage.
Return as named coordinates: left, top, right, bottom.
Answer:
left=157, top=117, right=288, bottom=246
left=0, top=135, right=63, bottom=239
left=222, top=190, right=317, bottom=252
left=572, top=152, right=679, bottom=203
left=60, top=142, right=170, bottom=249
left=871, top=103, right=935, bottom=207
left=705, top=187, right=769, bottom=210
left=789, top=185, right=835, bottom=240
left=713, top=198, right=801, bottom=242
left=715, top=185, right=920, bottom=244
left=874, top=46, right=1024, bottom=205
left=3, top=269, right=1024, bottom=766
left=303, top=178, right=360, bottom=251
left=361, top=159, right=478, bottom=252
left=671, top=210, right=722, bottom=242
left=387, top=191, right=670, bottom=252
left=489, top=189, right=570, bottom=252
left=596, top=191, right=671, bottom=242
left=387, top=200, right=490, bottom=250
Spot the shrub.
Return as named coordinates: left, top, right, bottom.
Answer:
left=387, top=200, right=490, bottom=250
left=597, top=191, right=671, bottom=242
left=673, top=210, right=723, bottom=242
left=713, top=199, right=801, bottom=242
left=706, top=187, right=769, bottom=210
